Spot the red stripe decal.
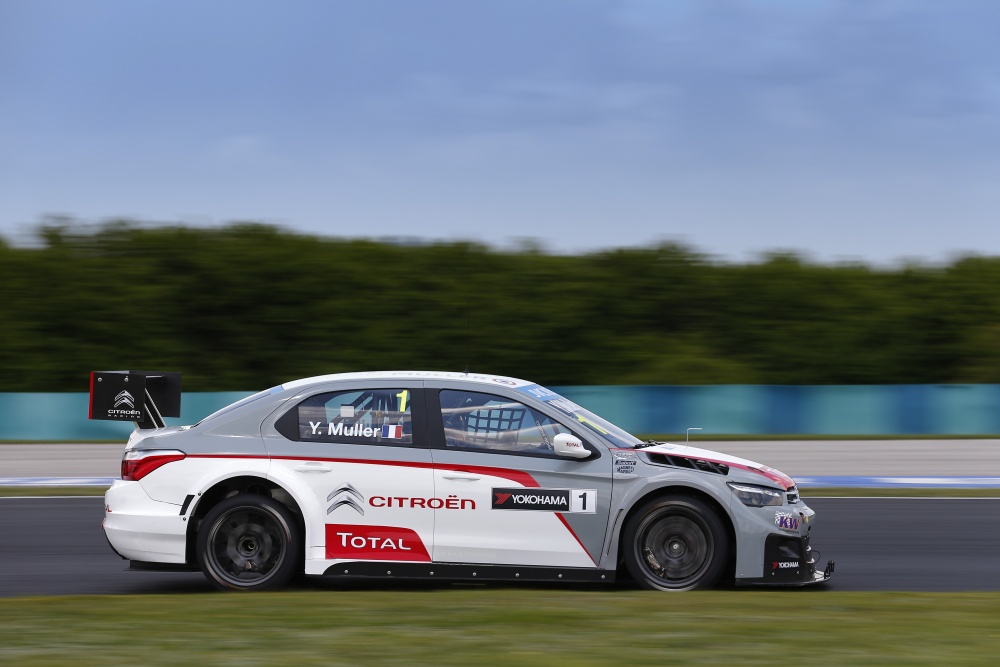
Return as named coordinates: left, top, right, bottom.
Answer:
left=267, top=455, right=433, bottom=468
left=640, top=451, right=797, bottom=491
left=554, top=514, right=596, bottom=565
left=435, top=463, right=538, bottom=488
left=188, top=454, right=270, bottom=459
left=88, top=372, right=95, bottom=420
left=263, top=455, right=540, bottom=488
left=742, top=464, right=796, bottom=491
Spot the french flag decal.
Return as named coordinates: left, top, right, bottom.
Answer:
left=382, top=424, right=403, bottom=439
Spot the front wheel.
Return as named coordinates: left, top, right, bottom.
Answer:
left=623, top=495, right=729, bottom=591
left=196, top=494, right=301, bottom=591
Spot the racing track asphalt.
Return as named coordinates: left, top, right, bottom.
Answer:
left=4, top=497, right=1000, bottom=598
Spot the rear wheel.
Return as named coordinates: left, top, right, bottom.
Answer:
left=623, top=495, right=729, bottom=591
left=196, top=494, right=300, bottom=591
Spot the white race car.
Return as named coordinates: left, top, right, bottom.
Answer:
left=92, top=370, right=833, bottom=591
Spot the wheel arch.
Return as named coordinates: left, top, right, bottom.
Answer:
left=616, top=484, right=737, bottom=583
left=185, top=475, right=305, bottom=566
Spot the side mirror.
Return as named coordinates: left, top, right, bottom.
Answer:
left=553, top=433, right=589, bottom=459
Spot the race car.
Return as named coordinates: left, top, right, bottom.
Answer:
left=92, top=370, right=834, bottom=591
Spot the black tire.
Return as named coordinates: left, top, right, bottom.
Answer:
left=196, top=494, right=301, bottom=591
left=623, top=495, right=729, bottom=591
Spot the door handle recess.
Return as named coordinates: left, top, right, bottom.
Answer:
left=441, top=474, right=480, bottom=481
left=294, top=463, right=332, bottom=473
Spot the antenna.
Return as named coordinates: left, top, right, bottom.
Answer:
left=464, top=291, right=470, bottom=375
left=463, top=253, right=471, bottom=375
left=686, top=427, right=702, bottom=443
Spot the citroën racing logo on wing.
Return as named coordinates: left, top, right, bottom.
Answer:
left=114, top=390, right=135, bottom=409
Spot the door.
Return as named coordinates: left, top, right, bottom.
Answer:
left=263, top=383, right=435, bottom=572
left=428, top=386, right=613, bottom=568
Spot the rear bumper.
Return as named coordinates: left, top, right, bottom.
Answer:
left=103, top=480, right=188, bottom=564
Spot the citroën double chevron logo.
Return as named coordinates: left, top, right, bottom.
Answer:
left=327, top=483, right=365, bottom=515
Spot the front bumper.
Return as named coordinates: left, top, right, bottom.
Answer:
left=737, top=532, right=834, bottom=586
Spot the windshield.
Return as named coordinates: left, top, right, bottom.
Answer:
left=195, top=386, right=283, bottom=426
left=517, top=384, right=642, bottom=449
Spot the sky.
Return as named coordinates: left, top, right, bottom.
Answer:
left=2, top=0, right=1000, bottom=263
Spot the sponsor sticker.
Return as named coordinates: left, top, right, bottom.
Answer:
left=492, top=487, right=596, bottom=514
left=89, top=372, right=145, bottom=421
left=326, top=483, right=476, bottom=515
left=772, top=560, right=800, bottom=570
left=613, top=450, right=637, bottom=476
left=325, top=524, right=430, bottom=561
left=775, top=511, right=799, bottom=532
left=520, top=385, right=559, bottom=400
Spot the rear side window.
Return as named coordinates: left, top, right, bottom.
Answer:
left=276, top=388, right=414, bottom=445
left=196, top=386, right=282, bottom=426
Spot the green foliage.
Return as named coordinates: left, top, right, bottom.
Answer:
left=2, top=220, right=999, bottom=391
left=2, top=590, right=1000, bottom=666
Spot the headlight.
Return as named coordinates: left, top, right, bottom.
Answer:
left=727, top=482, right=784, bottom=507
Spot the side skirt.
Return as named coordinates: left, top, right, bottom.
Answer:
left=322, top=561, right=615, bottom=584
left=127, top=560, right=199, bottom=572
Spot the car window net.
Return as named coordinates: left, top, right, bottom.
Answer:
left=465, top=405, right=526, bottom=445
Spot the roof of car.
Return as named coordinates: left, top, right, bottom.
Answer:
left=281, top=370, right=534, bottom=391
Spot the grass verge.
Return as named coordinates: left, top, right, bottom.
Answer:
left=1, top=590, right=998, bottom=666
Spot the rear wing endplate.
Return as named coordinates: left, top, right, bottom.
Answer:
left=89, top=370, right=182, bottom=429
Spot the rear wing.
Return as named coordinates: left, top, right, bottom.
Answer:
left=89, top=370, right=182, bottom=429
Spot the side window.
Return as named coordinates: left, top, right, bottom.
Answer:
left=277, top=388, right=413, bottom=445
left=439, top=389, right=571, bottom=456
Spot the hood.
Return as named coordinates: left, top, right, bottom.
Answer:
left=640, top=442, right=797, bottom=491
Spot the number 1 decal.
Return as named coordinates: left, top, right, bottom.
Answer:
left=396, top=389, right=409, bottom=413
left=570, top=490, right=596, bottom=514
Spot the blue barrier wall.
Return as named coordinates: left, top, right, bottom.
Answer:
left=0, top=392, right=254, bottom=441
left=2, top=385, right=999, bottom=440
left=552, top=384, right=1000, bottom=436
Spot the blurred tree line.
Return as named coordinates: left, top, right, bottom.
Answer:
left=2, top=220, right=1000, bottom=391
